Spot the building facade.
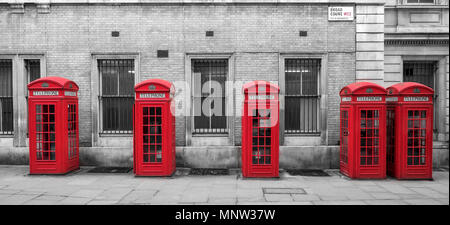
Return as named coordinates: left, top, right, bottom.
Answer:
left=0, top=0, right=448, bottom=169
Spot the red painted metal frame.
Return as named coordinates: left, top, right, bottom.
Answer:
left=386, top=82, right=434, bottom=180
left=133, top=79, right=175, bottom=176
left=28, top=77, right=79, bottom=174
left=242, top=81, right=279, bottom=178
left=339, top=82, right=387, bottom=179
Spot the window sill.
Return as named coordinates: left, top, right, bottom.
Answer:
left=192, top=133, right=229, bottom=137
left=284, top=133, right=321, bottom=137
left=99, top=133, right=133, bottom=137
left=0, top=134, right=14, bottom=138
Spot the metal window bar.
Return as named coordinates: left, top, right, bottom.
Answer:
left=192, top=59, right=228, bottom=134
left=403, top=61, right=437, bottom=132
left=285, top=59, right=320, bottom=134
left=98, top=59, right=135, bottom=134
left=0, top=59, right=13, bottom=135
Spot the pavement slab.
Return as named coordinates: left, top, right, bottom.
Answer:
left=0, top=166, right=447, bottom=205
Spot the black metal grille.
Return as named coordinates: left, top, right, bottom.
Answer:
left=285, top=59, right=320, bottom=134
left=192, top=59, right=228, bottom=134
left=403, top=61, right=437, bottom=132
left=99, top=59, right=135, bottom=134
left=0, top=59, right=13, bottom=135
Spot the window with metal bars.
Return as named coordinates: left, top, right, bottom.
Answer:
left=192, top=59, right=228, bottom=134
left=98, top=59, right=135, bottom=134
left=25, top=59, right=41, bottom=84
left=403, top=61, right=437, bottom=132
left=284, top=59, right=320, bottom=134
left=0, top=59, right=13, bottom=135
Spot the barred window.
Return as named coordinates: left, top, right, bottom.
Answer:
left=25, top=59, right=41, bottom=84
left=0, top=59, right=13, bottom=135
left=403, top=61, right=437, bottom=132
left=99, top=59, right=135, bottom=134
left=284, top=59, right=320, bottom=134
left=192, top=59, right=228, bottom=134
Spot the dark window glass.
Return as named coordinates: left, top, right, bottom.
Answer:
left=192, top=59, right=228, bottom=134
left=285, top=59, right=320, bottom=134
left=99, top=59, right=135, bottom=133
left=25, top=59, right=41, bottom=83
left=0, top=59, right=13, bottom=134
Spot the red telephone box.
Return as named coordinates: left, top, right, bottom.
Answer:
left=242, top=81, right=279, bottom=178
left=339, top=82, right=387, bottom=179
left=386, top=82, right=433, bottom=180
left=27, top=77, right=79, bottom=174
left=133, top=79, right=175, bottom=176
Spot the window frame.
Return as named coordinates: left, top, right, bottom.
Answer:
left=185, top=53, right=235, bottom=146
left=19, top=55, right=46, bottom=141
left=191, top=58, right=229, bottom=135
left=0, top=57, right=14, bottom=136
left=284, top=58, right=321, bottom=135
left=98, top=59, right=136, bottom=134
left=279, top=53, right=328, bottom=145
left=91, top=54, right=140, bottom=143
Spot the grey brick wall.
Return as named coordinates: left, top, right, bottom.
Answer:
left=1, top=3, right=357, bottom=149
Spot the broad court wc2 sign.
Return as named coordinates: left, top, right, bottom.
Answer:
left=328, top=6, right=354, bottom=21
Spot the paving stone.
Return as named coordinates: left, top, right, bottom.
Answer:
left=317, top=194, right=349, bottom=201
left=95, top=188, right=133, bottom=200
left=376, top=183, right=416, bottom=194
left=358, top=185, right=388, bottom=192
left=409, top=187, right=447, bottom=199
left=313, top=200, right=367, bottom=205
left=23, top=195, right=66, bottom=205
left=403, top=198, right=443, bottom=205
left=364, top=199, right=408, bottom=205
left=292, top=194, right=321, bottom=202
left=119, top=190, right=158, bottom=204
left=369, top=192, right=402, bottom=200
left=87, top=199, right=119, bottom=205
left=0, top=194, right=39, bottom=205
left=70, top=189, right=104, bottom=198
left=264, top=194, right=293, bottom=202
left=59, top=197, right=92, bottom=205
left=207, top=197, right=237, bottom=205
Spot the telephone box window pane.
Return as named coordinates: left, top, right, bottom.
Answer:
left=0, top=59, right=13, bottom=135
left=192, top=59, right=228, bottom=134
left=250, top=109, right=272, bottom=165
left=142, top=107, right=163, bottom=163
left=99, top=59, right=135, bottom=134
left=406, top=110, right=427, bottom=166
left=285, top=59, right=320, bottom=134
left=359, top=110, right=380, bottom=166
left=35, top=104, right=56, bottom=161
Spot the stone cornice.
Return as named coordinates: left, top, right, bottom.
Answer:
left=0, top=0, right=386, bottom=5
